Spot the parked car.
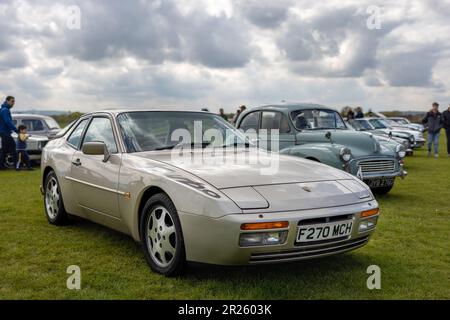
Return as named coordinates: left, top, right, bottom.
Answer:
left=388, top=117, right=425, bottom=132
left=41, top=110, right=379, bottom=276
left=365, top=118, right=425, bottom=148
left=346, top=120, right=413, bottom=156
left=0, top=133, right=48, bottom=167
left=350, top=118, right=417, bottom=148
left=236, top=104, right=407, bottom=194
left=12, top=114, right=61, bottom=139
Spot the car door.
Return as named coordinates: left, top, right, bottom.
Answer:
left=260, top=111, right=296, bottom=151
left=70, top=116, right=122, bottom=219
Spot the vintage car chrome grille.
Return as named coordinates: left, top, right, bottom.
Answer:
left=249, top=236, right=370, bottom=264
left=358, top=159, right=395, bottom=175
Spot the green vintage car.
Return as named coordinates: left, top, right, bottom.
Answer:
left=236, top=103, right=407, bottom=194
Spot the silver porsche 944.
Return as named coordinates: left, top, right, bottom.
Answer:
left=40, top=110, right=379, bottom=276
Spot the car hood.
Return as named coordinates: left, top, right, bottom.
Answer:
left=133, top=148, right=352, bottom=189
left=296, top=130, right=387, bottom=158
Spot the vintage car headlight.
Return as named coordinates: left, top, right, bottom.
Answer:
left=396, top=144, right=406, bottom=159
left=239, top=231, right=288, bottom=247
left=339, top=147, right=352, bottom=162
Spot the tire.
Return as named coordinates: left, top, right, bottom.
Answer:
left=140, top=193, right=186, bottom=276
left=44, top=170, right=69, bottom=225
left=4, top=153, right=14, bottom=169
left=372, top=185, right=394, bottom=195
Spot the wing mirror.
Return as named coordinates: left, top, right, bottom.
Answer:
left=82, top=141, right=111, bottom=162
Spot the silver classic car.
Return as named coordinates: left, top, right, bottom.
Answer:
left=236, top=104, right=407, bottom=194
left=41, top=110, right=379, bottom=276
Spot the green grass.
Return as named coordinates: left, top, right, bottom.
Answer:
left=0, top=136, right=449, bottom=299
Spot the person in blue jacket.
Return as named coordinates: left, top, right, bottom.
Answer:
left=0, top=96, right=19, bottom=170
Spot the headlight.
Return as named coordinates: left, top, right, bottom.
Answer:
left=239, top=231, right=288, bottom=247
left=396, top=144, right=406, bottom=158
left=339, top=147, right=352, bottom=162
left=359, top=216, right=378, bottom=232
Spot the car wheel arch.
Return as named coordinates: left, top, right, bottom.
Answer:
left=137, top=186, right=172, bottom=239
left=43, top=166, right=55, bottom=186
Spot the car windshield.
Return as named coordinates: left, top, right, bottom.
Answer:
left=290, top=109, right=346, bottom=130
left=392, top=118, right=409, bottom=125
left=368, top=119, right=388, bottom=129
left=45, top=117, right=61, bottom=130
left=117, top=111, right=248, bottom=152
left=348, top=119, right=374, bottom=131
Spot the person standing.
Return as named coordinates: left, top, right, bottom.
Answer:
left=355, top=106, right=364, bottom=118
left=0, top=96, right=19, bottom=170
left=218, top=108, right=228, bottom=121
left=16, top=125, right=33, bottom=171
left=347, top=108, right=355, bottom=120
left=422, top=102, right=443, bottom=158
left=442, top=104, right=450, bottom=157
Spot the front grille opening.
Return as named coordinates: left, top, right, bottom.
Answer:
left=298, top=214, right=353, bottom=226
left=249, top=236, right=369, bottom=263
left=358, top=160, right=395, bottom=174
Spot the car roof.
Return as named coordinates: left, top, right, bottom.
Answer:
left=81, top=109, right=214, bottom=117
left=12, top=113, right=55, bottom=119
left=249, top=103, right=337, bottom=112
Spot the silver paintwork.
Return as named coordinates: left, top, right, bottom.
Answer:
left=40, top=110, right=379, bottom=266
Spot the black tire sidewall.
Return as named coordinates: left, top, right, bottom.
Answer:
left=140, top=193, right=186, bottom=276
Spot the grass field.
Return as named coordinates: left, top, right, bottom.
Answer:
left=1, top=135, right=449, bottom=299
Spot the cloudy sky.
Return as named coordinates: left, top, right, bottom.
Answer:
left=0, top=0, right=449, bottom=113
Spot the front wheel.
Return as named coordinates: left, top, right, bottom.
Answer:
left=371, top=185, right=394, bottom=195
left=140, top=193, right=186, bottom=276
left=44, top=170, right=69, bottom=225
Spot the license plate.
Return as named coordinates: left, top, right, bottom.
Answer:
left=297, top=220, right=353, bottom=243
left=364, top=177, right=394, bottom=188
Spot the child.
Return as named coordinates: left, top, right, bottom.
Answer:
left=16, top=125, right=33, bottom=170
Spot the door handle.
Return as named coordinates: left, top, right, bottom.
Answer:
left=72, top=159, right=82, bottom=166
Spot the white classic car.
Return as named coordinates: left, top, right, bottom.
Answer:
left=0, top=133, right=48, bottom=167
left=41, top=110, right=380, bottom=276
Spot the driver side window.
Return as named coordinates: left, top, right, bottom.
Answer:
left=82, top=117, right=118, bottom=153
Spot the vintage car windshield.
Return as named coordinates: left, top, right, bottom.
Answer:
left=349, top=119, right=374, bottom=131
left=368, top=119, right=388, bottom=129
left=290, top=109, right=346, bottom=130
left=117, top=111, right=248, bottom=152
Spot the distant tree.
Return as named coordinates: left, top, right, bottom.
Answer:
left=51, top=111, right=84, bottom=127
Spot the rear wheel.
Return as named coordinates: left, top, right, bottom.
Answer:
left=44, top=170, right=69, bottom=225
left=140, top=193, right=186, bottom=276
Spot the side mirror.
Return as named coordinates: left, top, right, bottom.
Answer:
left=82, top=141, right=110, bottom=162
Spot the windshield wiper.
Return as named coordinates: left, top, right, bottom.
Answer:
left=220, top=142, right=250, bottom=148
left=153, top=142, right=211, bottom=151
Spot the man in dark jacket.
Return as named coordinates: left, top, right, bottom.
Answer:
left=0, top=96, right=19, bottom=169
left=422, top=102, right=443, bottom=157
left=442, top=104, right=450, bottom=157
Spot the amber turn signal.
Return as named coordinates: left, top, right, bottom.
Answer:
left=360, top=208, right=379, bottom=218
left=241, top=221, right=289, bottom=230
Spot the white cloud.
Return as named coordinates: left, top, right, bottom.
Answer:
left=0, top=0, right=449, bottom=113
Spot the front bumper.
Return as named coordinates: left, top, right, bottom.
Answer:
left=413, top=139, right=425, bottom=148
left=179, top=200, right=378, bottom=265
